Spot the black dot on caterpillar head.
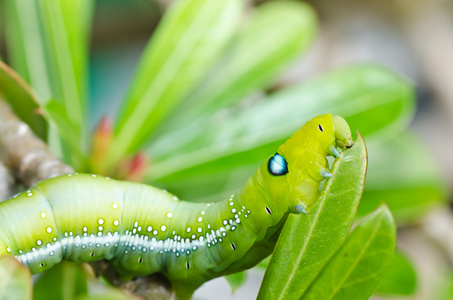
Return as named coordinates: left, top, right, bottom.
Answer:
left=230, top=242, right=236, bottom=251
left=268, top=153, right=288, bottom=176
left=40, top=263, right=44, bottom=267
left=90, top=252, right=95, bottom=257
left=265, top=207, right=272, bottom=214
left=138, top=257, right=143, bottom=264
left=318, top=124, right=323, bottom=132
left=186, top=262, right=190, bottom=269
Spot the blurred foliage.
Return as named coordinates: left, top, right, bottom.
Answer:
left=359, top=133, right=447, bottom=225
left=0, top=0, right=447, bottom=298
left=377, top=250, right=417, bottom=296
left=0, top=255, right=32, bottom=300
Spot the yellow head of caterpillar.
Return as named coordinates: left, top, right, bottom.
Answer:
left=276, top=114, right=353, bottom=213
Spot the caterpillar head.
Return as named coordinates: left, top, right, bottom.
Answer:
left=268, top=114, right=353, bottom=214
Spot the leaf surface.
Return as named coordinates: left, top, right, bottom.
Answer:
left=0, top=61, right=47, bottom=139
left=257, top=134, right=368, bottom=299
left=301, top=204, right=396, bottom=300
left=377, top=250, right=417, bottom=296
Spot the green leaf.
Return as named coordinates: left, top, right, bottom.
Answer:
left=146, top=65, right=413, bottom=200
left=38, top=0, right=93, bottom=151
left=106, top=0, right=244, bottom=171
left=224, top=272, right=247, bottom=292
left=257, top=134, right=368, bottom=299
left=4, top=0, right=53, bottom=101
left=358, top=132, right=447, bottom=224
left=0, top=255, right=32, bottom=300
left=0, top=61, right=47, bottom=139
left=33, top=261, right=87, bottom=300
left=301, top=204, right=396, bottom=300
left=377, top=250, right=417, bottom=296
left=437, top=271, right=453, bottom=300
left=166, top=0, right=317, bottom=128
left=41, top=100, right=86, bottom=170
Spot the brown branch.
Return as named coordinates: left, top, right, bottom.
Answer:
left=0, top=160, right=16, bottom=201
left=0, top=99, right=175, bottom=300
left=0, top=100, right=73, bottom=186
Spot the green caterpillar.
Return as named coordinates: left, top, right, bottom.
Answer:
left=0, top=114, right=353, bottom=299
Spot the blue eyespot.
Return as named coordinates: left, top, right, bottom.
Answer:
left=268, top=153, right=288, bottom=176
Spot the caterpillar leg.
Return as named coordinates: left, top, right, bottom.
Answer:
left=330, top=146, right=340, bottom=158
left=320, top=170, right=333, bottom=178
left=287, top=180, right=320, bottom=214
left=294, top=203, right=308, bottom=214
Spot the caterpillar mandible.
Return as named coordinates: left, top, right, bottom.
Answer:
left=0, top=114, right=353, bottom=299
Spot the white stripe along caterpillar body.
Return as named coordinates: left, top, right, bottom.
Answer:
left=0, top=114, right=353, bottom=299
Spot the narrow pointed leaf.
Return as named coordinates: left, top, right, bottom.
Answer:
left=41, top=100, right=85, bottom=170
left=38, top=0, right=93, bottom=151
left=4, top=0, right=52, bottom=101
left=0, top=61, right=47, bottom=139
left=301, top=204, right=396, bottom=300
left=0, top=255, right=32, bottom=300
left=257, top=134, right=368, bottom=299
left=107, top=0, right=244, bottom=170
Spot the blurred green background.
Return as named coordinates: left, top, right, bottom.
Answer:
left=0, top=0, right=452, bottom=299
